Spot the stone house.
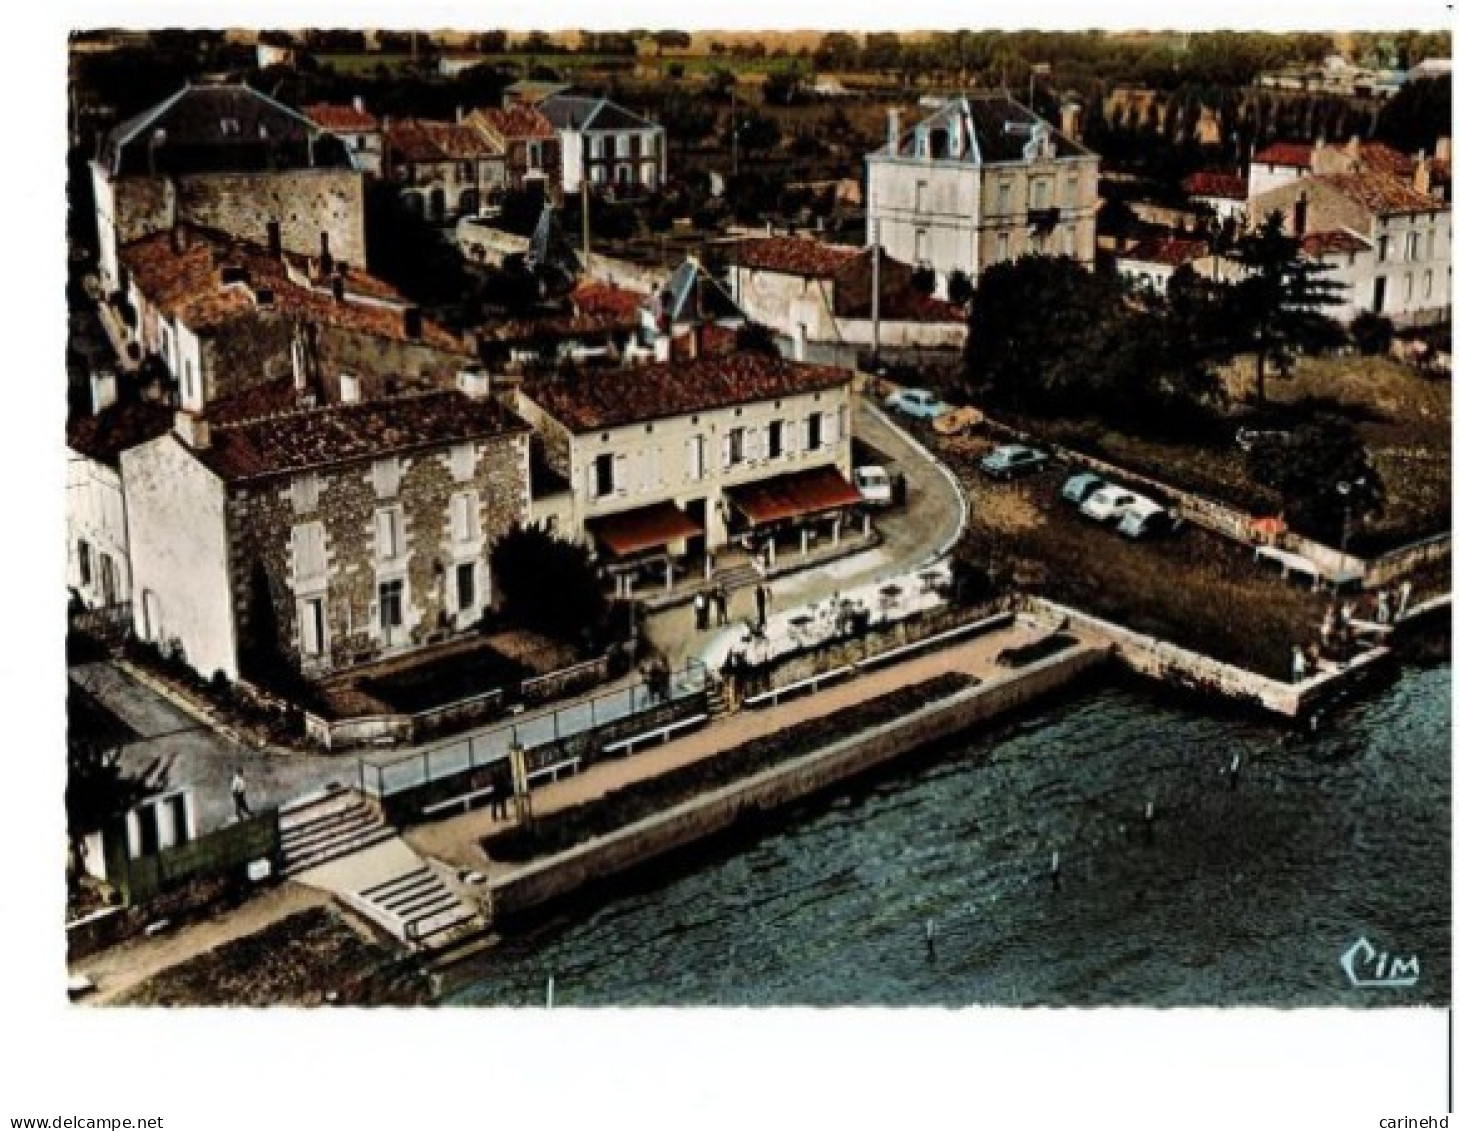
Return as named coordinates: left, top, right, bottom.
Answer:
left=120, top=387, right=531, bottom=681
left=864, top=94, right=1100, bottom=297
left=303, top=98, right=384, bottom=176
left=726, top=236, right=966, bottom=350
left=466, top=105, right=562, bottom=196
left=1113, top=235, right=1222, bottom=296
left=381, top=117, right=507, bottom=222
left=514, top=353, right=859, bottom=595
left=117, top=224, right=474, bottom=412
left=1182, top=171, right=1249, bottom=225
left=538, top=95, right=666, bottom=195
left=92, top=82, right=366, bottom=297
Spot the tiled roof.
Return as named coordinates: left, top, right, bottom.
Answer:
left=1320, top=169, right=1442, bottom=216
left=1301, top=229, right=1372, bottom=257
left=1183, top=171, right=1249, bottom=201
left=667, top=323, right=740, bottom=360
left=470, top=105, right=556, bottom=141
left=385, top=118, right=503, bottom=162
left=304, top=102, right=379, bottom=132
left=1358, top=142, right=1417, bottom=178
left=67, top=400, right=175, bottom=466
left=571, top=280, right=644, bottom=320
left=1253, top=142, right=1315, bottom=167
left=725, top=466, right=863, bottom=525
left=1117, top=236, right=1208, bottom=267
left=100, top=83, right=352, bottom=177
left=728, top=237, right=863, bottom=279
left=193, top=390, right=527, bottom=483
left=523, top=353, right=851, bottom=432
left=119, top=227, right=467, bottom=352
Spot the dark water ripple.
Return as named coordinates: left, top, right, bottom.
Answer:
left=448, top=664, right=1450, bottom=1007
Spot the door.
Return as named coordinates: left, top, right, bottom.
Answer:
left=379, top=579, right=404, bottom=647
left=99, top=554, right=117, bottom=606
left=685, top=498, right=708, bottom=561
left=1373, top=276, right=1387, bottom=314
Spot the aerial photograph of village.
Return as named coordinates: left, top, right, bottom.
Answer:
left=56, top=15, right=1451, bottom=1053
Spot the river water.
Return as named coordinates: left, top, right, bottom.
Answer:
left=448, top=663, right=1450, bottom=1007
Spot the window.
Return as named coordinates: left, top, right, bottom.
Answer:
left=372, top=456, right=402, bottom=498
left=99, top=554, right=117, bottom=606
left=915, top=228, right=929, bottom=263
left=725, top=427, right=746, bottom=467
left=997, top=233, right=1010, bottom=262
left=1377, top=235, right=1390, bottom=263
left=183, top=359, right=196, bottom=404
left=1032, top=179, right=1048, bottom=209
left=375, top=508, right=403, bottom=563
left=455, top=562, right=476, bottom=611
left=806, top=413, right=823, bottom=451
left=997, top=181, right=1011, bottom=214
left=450, top=492, right=480, bottom=544
left=292, top=522, right=326, bottom=585
left=378, top=579, right=404, bottom=631
left=1426, top=230, right=1436, bottom=259
left=767, top=420, right=784, bottom=459
left=593, top=453, right=615, bottom=498
left=527, top=142, right=542, bottom=169
left=291, top=472, right=319, bottom=514
left=459, top=161, right=473, bottom=180
left=915, top=180, right=928, bottom=211
left=1424, top=270, right=1434, bottom=299
left=1373, top=276, right=1387, bottom=313
left=1065, top=174, right=1079, bottom=206
left=641, top=446, right=662, bottom=491
left=686, top=435, right=706, bottom=481
left=449, top=442, right=475, bottom=482
left=300, top=598, right=326, bottom=657
left=590, top=136, right=603, bottom=159
left=78, top=540, right=92, bottom=587
left=1404, top=273, right=1414, bottom=301
left=1406, top=232, right=1421, bottom=261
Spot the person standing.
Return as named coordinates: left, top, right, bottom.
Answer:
left=754, top=584, right=768, bottom=631
left=231, top=768, right=252, bottom=821
left=1398, top=579, right=1413, bottom=618
left=714, top=585, right=729, bottom=626
left=1291, top=646, right=1308, bottom=684
left=1376, top=589, right=1391, bottom=625
left=693, top=590, right=708, bottom=632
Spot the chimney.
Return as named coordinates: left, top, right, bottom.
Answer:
left=457, top=367, right=492, bottom=398
left=456, top=105, right=466, bottom=124
left=888, top=108, right=901, bottom=152
left=169, top=225, right=188, bottom=255
left=173, top=410, right=211, bottom=450
left=653, top=334, right=671, bottom=363
left=331, top=275, right=346, bottom=302
left=318, top=231, right=332, bottom=277
left=1293, top=193, right=1308, bottom=237
left=353, top=94, right=366, bottom=115
left=1414, top=157, right=1431, bottom=197
left=90, top=371, right=118, bottom=415
left=266, top=220, right=282, bottom=259
left=1436, top=137, right=1451, bottom=163
left=1346, top=134, right=1361, bottom=159
left=1059, top=100, right=1082, bottom=141
left=689, top=321, right=706, bottom=360
left=402, top=306, right=423, bottom=340
left=339, top=373, right=361, bottom=403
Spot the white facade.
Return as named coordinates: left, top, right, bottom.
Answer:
left=66, top=451, right=131, bottom=609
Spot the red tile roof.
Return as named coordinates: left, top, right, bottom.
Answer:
left=725, top=466, right=863, bottom=525
left=385, top=118, right=503, bottom=162
left=1319, top=169, right=1442, bottom=216
left=728, top=237, right=863, bottom=279
left=1183, top=171, right=1249, bottom=201
left=1301, top=229, right=1371, bottom=257
left=120, top=227, right=468, bottom=352
left=67, top=400, right=175, bottom=466
left=571, top=280, right=644, bottom=321
left=523, top=353, right=850, bottom=433
left=192, top=390, right=527, bottom=483
left=304, top=102, right=379, bottom=132
left=587, top=502, right=703, bottom=558
left=668, top=323, right=739, bottom=360
left=1253, top=142, right=1315, bottom=167
left=1117, top=236, right=1208, bottom=267
left=470, top=105, right=556, bottom=141
left=1357, top=142, right=1416, bottom=177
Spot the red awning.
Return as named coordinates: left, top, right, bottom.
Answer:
left=726, top=466, right=863, bottom=526
left=588, top=502, right=703, bottom=558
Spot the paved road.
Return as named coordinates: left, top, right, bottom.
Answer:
left=646, top=395, right=968, bottom=668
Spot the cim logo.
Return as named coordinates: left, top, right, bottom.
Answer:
left=1340, top=936, right=1420, bottom=989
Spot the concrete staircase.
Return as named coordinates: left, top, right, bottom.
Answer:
left=279, top=788, right=394, bottom=877
left=705, top=676, right=735, bottom=719
left=356, top=866, right=479, bottom=950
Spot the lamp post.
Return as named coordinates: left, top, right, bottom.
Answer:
left=1335, top=477, right=1366, bottom=602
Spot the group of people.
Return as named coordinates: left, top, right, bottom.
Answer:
left=692, top=582, right=774, bottom=633
left=1300, top=578, right=1418, bottom=682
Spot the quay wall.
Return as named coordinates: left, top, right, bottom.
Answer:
left=488, top=643, right=1108, bottom=918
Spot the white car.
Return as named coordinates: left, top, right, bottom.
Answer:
left=884, top=387, right=950, bottom=419
left=854, top=465, right=894, bottom=507
left=1080, top=485, right=1143, bottom=523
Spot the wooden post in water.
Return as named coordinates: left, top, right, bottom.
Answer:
left=546, top=975, right=555, bottom=1009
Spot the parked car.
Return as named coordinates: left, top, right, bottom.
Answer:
left=1116, top=499, right=1184, bottom=540
left=931, top=406, right=986, bottom=436
left=1080, top=485, right=1143, bottom=523
left=979, top=444, right=1050, bottom=480
left=884, top=387, right=950, bottom=419
left=1060, top=472, right=1107, bottom=505
left=854, top=465, right=894, bottom=507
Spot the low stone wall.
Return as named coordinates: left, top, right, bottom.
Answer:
left=456, top=221, right=529, bottom=266
left=488, top=644, right=1107, bottom=918
left=827, top=317, right=967, bottom=349
left=306, top=712, right=414, bottom=751
left=1023, top=596, right=1392, bottom=717
left=520, top=655, right=613, bottom=707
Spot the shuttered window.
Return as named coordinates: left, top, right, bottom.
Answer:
left=292, top=522, right=326, bottom=585
left=450, top=492, right=479, bottom=544
left=375, top=508, right=403, bottom=562
left=372, top=457, right=402, bottom=498
left=291, top=472, right=320, bottom=513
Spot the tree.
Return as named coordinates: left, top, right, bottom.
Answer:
left=735, top=111, right=781, bottom=155
left=761, top=70, right=802, bottom=107
left=1350, top=312, right=1395, bottom=357
left=910, top=266, right=937, bottom=296
left=67, top=685, right=164, bottom=876
left=652, top=30, right=692, bottom=57
left=1375, top=77, right=1452, bottom=155
left=946, top=270, right=974, bottom=306
left=1246, top=418, right=1384, bottom=542
left=490, top=524, right=608, bottom=646
left=1228, top=211, right=1347, bottom=405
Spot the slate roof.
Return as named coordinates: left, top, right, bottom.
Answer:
left=651, top=259, right=746, bottom=325
left=874, top=94, right=1091, bottom=163
left=99, top=83, right=353, bottom=176
left=539, top=94, right=659, bottom=133
left=523, top=354, right=851, bottom=433
left=192, top=390, right=527, bottom=483
left=67, top=400, right=175, bottom=467
left=120, top=226, right=467, bottom=352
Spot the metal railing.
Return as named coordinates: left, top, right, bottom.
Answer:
left=357, top=660, right=709, bottom=799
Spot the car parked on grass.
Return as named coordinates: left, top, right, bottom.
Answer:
left=1116, top=498, right=1183, bottom=540
left=884, top=387, right=951, bottom=420
left=1060, top=472, right=1107, bottom=505
left=1080, top=485, right=1143, bottom=523
left=854, top=465, right=894, bottom=507
left=979, top=444, right=1050, bottom=481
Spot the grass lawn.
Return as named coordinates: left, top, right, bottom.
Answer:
left=938, top=432, right=1331, bottom=680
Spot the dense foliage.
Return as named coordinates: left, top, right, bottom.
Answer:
left=490, top=523, right=609, bottom=646
left=1246, top=418, right=1384, bottom=542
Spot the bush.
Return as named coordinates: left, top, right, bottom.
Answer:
left=910, top=266, right=937, bottom=296
left=946, top=269, right=974, bottom=306
left=1350, top=312, right=1395, bottom=357
left=490, top=523, right=609, bottom=647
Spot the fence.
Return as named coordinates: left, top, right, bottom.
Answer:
left=109, top=809, right=280, bottom=906
left=358, top=661, right=709, bottom=802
